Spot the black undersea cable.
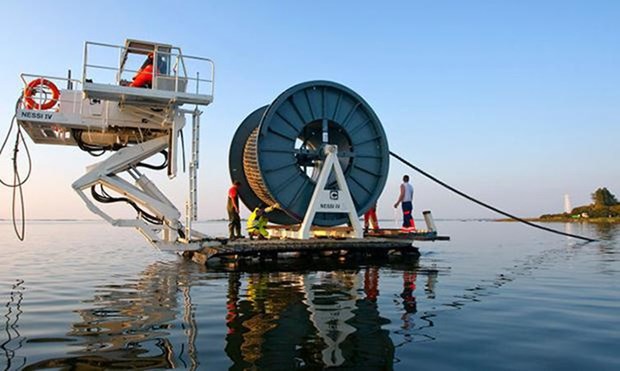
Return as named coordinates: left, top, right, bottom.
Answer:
left=0, top=96, right=31, bottom=241
left=136, top=150, right=168, bottom=170
left=390, top=151, right=597, bottom=243
left=90, top=184, right=163, bottom=225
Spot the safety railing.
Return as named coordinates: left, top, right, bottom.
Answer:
left=82, top=41, right=215, bottom=98
left=20, top=73, right=82, bottom=113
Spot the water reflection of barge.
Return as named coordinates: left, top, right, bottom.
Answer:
left=223, top=262, right=440, bottom=369
left=18, top=258, right=442, bottom=370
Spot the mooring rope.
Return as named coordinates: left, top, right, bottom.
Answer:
left=390, top=151, right=597, bottom=242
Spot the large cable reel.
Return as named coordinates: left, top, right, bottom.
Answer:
left=229, top=81, right=389, bottom=226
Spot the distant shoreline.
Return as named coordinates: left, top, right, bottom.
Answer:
left=496, top=217, right=620, bottom=224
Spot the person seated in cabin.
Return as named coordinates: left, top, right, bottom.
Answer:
left=247, top=203, right=280, bottom=240
left=124, top=52, right=154, bottom=88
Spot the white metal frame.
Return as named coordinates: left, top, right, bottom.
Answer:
left=298, top=145, right=364, bottom=239
left=16, top=39, right=218, bottom=252
left=69, top=108, right=207, bottom=251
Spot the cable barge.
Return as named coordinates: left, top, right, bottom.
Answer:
left=7, top=38, right=450, bottom=261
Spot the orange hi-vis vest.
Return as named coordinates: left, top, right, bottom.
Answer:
left=130, top=64, right=154, bottom=88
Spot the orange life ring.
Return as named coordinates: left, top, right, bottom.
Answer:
left=24, top=78, right=60, bottom=110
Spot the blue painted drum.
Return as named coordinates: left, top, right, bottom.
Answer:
left=229, top=81, right=390, bottom=226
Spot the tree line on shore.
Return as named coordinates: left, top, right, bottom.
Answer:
left=540, top=187, right=619, bottom=220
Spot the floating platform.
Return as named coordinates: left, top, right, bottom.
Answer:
left=365, top=228, right=450, bottom=241
left=186, top=229, right=449, bottom=265
left=199, top=250, right=450, bottom=274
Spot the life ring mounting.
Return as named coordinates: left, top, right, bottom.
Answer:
left=24, top=78, right=60, bottom=110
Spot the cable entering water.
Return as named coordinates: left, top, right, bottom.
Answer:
left=390, top=151, right=597, bottom=242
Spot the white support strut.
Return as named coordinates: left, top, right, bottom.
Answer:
left=299, top=145, right=364, bottom=239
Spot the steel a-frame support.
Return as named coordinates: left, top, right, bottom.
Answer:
left=299, top=145, right=364, bottom=239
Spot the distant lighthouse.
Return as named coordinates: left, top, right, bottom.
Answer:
left=564, top=194, right=572, bottom=214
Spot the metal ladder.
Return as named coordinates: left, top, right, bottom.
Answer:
left=185, top=108, right=201, bottom=239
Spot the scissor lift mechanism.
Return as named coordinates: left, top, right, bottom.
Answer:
left=16, top=40, right=216, bottom=251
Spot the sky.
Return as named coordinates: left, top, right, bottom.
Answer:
left=0, top=0, right=618, bottom=223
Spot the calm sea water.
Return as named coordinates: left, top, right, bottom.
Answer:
left=1, top=220, right=618, bottom=370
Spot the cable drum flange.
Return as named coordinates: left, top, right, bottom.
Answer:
left=229, top=80, right=389, bottom=226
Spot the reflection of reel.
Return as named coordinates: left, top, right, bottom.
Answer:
left=24, top=78, right=60, bottom=110
left=229, top=81, right=390, bottom=226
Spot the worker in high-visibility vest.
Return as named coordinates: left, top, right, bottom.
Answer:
left=130, top=52, right=154, bottom=88
left=364, top=203, right=379, bottom=233
left=247, top=203, right=279, bottom=240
